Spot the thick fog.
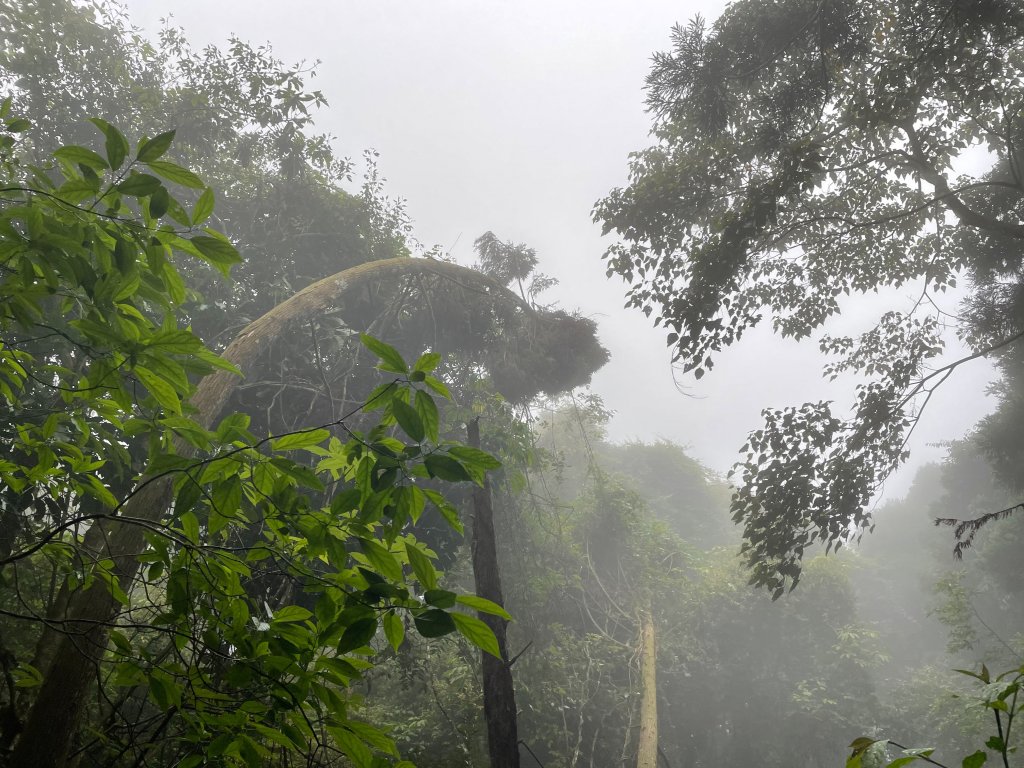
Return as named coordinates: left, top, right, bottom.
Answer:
left=122, top=0, right=995, bottom=493
left=2, top=2, right=1020, bottom=768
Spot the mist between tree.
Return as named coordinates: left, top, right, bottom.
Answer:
left=1, top=2, right=1023, bottom=768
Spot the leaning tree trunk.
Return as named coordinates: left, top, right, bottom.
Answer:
left=10, top=258, right=534, bottom=768
left=468, top=418, right=520, bottom=768
left=636, top=608, right=658, bottom=768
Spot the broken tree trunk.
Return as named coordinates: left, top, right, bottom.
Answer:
left=468, top=418, right=520, bottom=768
left=636, top=608, right=658, bottom=768
left=10, top=258, right=534, bottom=768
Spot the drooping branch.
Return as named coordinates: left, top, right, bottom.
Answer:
left=935, top=503, right=1024, bottom=560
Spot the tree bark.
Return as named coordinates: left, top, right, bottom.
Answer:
left=10, top=258, right=533, bottom=768
left=636, top=609, right=658, bottom=768
left=468, top=418, right=520, bottom=768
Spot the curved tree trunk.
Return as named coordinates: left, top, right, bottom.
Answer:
left=10, top=258, right=532, bottom=768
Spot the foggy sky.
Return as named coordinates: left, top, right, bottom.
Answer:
left=123, top=0, right=996, bottom=497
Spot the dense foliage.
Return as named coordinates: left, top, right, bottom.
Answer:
left=596, top=0, right=1024, bottom=594
left=0, top=105, right=523, bottom=767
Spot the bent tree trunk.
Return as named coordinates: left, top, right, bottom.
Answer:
left=636, top=609, right=658, bottom=768
left=10, top=258, right=534, bottom=768
left=468, top=418, right=520, bottom=768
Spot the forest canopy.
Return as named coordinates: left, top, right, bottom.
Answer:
left=595, top=0, right=1024, bottom=594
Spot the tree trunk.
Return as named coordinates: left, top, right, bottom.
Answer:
left=468, top=418, right=520, bottom=768
left=636, top=609, right=658, bottom=768
left=10, top=258, right=532, bottom=768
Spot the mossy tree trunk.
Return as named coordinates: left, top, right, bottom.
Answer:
left=636, top=608, right=658, bottom=768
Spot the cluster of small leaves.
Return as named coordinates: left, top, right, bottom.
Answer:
left=732, top=310, right=947, bottom=593
left=730, top=386, right=913, bottom=595
left=847, top=663, right=1022, bottom=768
left=0, top=104, right=239, bottom=524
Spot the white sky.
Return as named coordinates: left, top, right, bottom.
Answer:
left=122, top=0, right=997, bottom=497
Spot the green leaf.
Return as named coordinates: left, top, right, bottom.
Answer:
left=90, top=118, right=129, bottom=169
left=424, top=454, right=471, bottom=483
left=395, top=485, right=426, bottom=524
left=414, top=608, right=456, bottom=638
left=192, top=187, right=215, bottom=225
left=404, top=542, right=438, bottom=590
left=424, top=375, right=451, bottom=399
left=53, top=145, right=108, bottom=170
left=117, top=173, right=162, bottom=197
left=329, top=726, right=374, bottom=768
left=424, top=488, right=463, bottom=533
left=135, top=366, right=181, bottom=414
left=452, top=612, right=501, bottom=658
left=414, top=390, right=439, bottom=442
left=456, top=594, right=512, bottom=620
left=146, top=159, right=205, bottom=189
left=272, top=428, right=330, bottom=452
left=273, top=605, right=313, bottom=624
left=190, top=235, right=241, bottom=276
left=962, top=752, right=987, bottom=768
left=269, top=457, right=325, bottom=491
left=423, top=589, right=456, bottom=608
left=391, top=398, right=424, bottom=442
left=85, top=475, right=118, bottom=509
left=57, top=177, right=101, bottom=201
left=136, top=130, right=175, bottom=162
left=383, top=611, right=404, bottom=652
left=210, top=475, right=242, bottom=533
left=343, top=720, right=398, bottom=757
left=359, top=538, right=403, bottom=582
left=413, top=351, right=441, bottom=373
left=179, top=510, right=200, bottom=544
left=148, top=186, right=170, bottom=219
left=360, top=334, right=407, bottom=374
left=147, top=670, right=181, bottom=711
left=337, top=617, right=378, bottom=654
left=447, top=445, right=501, bottom=471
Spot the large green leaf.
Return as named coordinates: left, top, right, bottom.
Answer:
left=452, top=612, right=501, bottom=658
left=146, top=159, right=205, bottom=189
left=391, top=398, right=424, bottom=443
left=89, top=117, right=129, bottom=169
left=190, top=235, right=241, bottom=275
left=135, top=365, right=181, bottom=414
left=136, top=130, right=175, bottom=162
left=53, top=145, right=108, bottom=170
left=404, top=542, right=438, bottom=590
left=272, top=428, right=331, bottom=452
left=456, top=594, right=512, bottom=620
left=413, top=609, right=455, bottom=638
left=360, top=334, right=407, bottom=374
left=337, top=618, right=378, bottom=654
